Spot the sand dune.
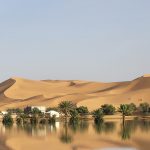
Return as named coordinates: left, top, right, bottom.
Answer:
left=0, top=75, right=150, bottom=111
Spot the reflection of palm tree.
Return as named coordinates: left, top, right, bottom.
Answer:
left=60, top=123, right=73, bottom=144
left=121, top=124, right=130, bottom=140
left=120, top=120, right=136, bottom=140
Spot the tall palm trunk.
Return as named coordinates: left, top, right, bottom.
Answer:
left=65, top=109, right=68, bottom=123
left=122, top=114, right=125, bottom=126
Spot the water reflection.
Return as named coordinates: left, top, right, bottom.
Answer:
left=120, top=122, right=132, bottom=140
left=60, top=122, right=73, bottom=144
left=69, top=120, right=89, bottom=133
left=93, top=121, right=116, bottom=134
left=139, top=120, right=150, bottom=132
left=0, top=119, right=150, bottom=146
left=13, top=122, right=60, bottom=137
left=118, top=120, right=150, bottom=140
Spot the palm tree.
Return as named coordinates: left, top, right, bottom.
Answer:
left=92, top=109, right=104, bottom=124
left=118, top=104, right=132, bottom=124
left=58, top=101, right=76, bottom=122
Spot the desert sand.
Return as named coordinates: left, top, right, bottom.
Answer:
left=0, top=75, right=150, bottom=111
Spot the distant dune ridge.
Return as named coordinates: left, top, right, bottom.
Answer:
left=0, top=75, right=150, bottom=111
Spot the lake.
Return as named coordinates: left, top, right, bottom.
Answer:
left=0, top=119, right=150, bottom=150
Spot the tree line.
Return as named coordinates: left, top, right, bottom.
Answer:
left=1, top=101, right=150, bottom=126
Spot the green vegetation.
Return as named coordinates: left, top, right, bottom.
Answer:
left=76, top=106, right=89, bottom=117
left=46, top=107, right=58, bottom=112
left=7, top=108, right=23, bottom=115
left=18, top=114, right=29, bottom=124
left=31, top=107, right=42, bottom=115
left=58, top=101, right=76, bottom=122
left=129, top=103, right=137, bottom=112
left=118, top=104, right=130, bottom=123
left=101, top=104, right=116, bottom=115
left=118, top=104, right=136, bottom=124
left=2, top=114, right=14, bottom=126
left=69, top=109, right=79, bottom=124
left=1, top=101, right=150, bottom=127
left=92, top=108, right=104, bottom=124
left=24, top=106, right=32, bottom=115
left=139, top=103, right=150, bottom=114
left=16, top=116, right=23, bottom=125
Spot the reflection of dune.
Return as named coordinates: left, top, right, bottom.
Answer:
left=0, top=75, right=150, bottom=110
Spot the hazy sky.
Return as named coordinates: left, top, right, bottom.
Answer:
left=0, top=0, right=150, bottom=82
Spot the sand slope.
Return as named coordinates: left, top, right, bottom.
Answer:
left=0, top=75, right=150, bottom=111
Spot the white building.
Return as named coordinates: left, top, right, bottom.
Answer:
left=46, top=110, right=60, bottom=118
left=1, top=111, right=8, bottom=115
left=31, top=106, right=46, bottom=113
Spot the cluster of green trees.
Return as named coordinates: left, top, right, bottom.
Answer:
left=1, top=101, right=150, bottom=126
left=58, top=101, right=89, bottom=123
left=139, top=102, right=150, bottom=114
left=58, top=101, right=150, bottom=124
left=2, top=107, right=56, bottom=126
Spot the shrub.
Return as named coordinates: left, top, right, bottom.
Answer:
left=139, top=103, right=149, bottom=114
left=2, top=114, right=13, bottom=126
left=7, top=108, right=23, bottom=114
left=118, top=104, right=136, bottom=116
left=76, top=106, right=89, bottom=117
left=101, top=104, right=116, bottom=115
left=69, top=109, right=79, bottom=124
left=31, top=108, right=41, bottom=115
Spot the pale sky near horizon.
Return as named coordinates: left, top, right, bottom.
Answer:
left=0, top=0, right=150, bottom=82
